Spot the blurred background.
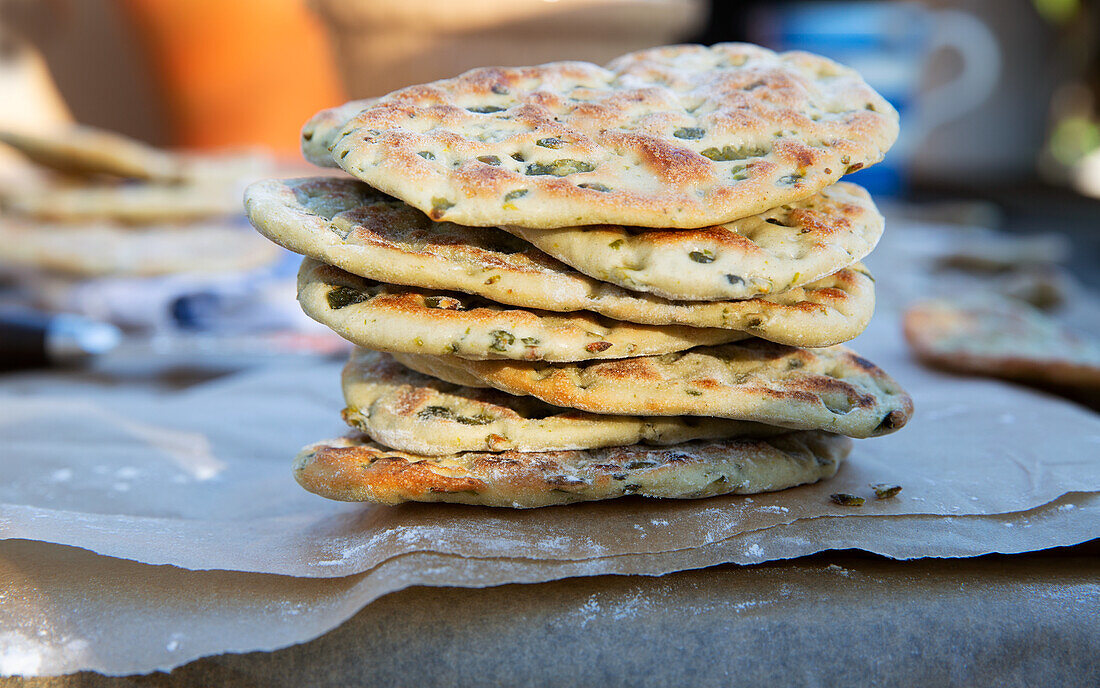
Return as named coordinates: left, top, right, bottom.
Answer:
left=0, top=0, right=1097, bottom=376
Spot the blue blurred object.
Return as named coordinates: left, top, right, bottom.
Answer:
left=751, top=1, right=1001, bottom=196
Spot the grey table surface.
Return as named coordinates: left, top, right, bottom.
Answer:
left=3, top=541, right=1097, bottom=688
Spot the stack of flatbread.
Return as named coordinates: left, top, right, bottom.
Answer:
left=0, top=125, right=278, bottom=278
left=246, top=43, right=914, bottom=508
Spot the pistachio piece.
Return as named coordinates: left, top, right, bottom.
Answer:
left=467, top=105, right=504, bottom=114
left=423, top=295, right=463, bottom=310
left=430, top=197, right=455, bottom=217
left=700, top=144, right=766, bottom=162
left=871, top=483, right=902, bottom=500
left=673, top=127, right=706, bottom=140
left=326, top=286, right=368, bottom=310
left=689, top=249, right=715, bottom=264
left=830, top=493, right=865, bottom=507
left=525, top=159, right=595, bottom=176
left=536, top=137, right=565, bottom=149
left=489, top=330, right=515, bottom=351
left=417, top=405, right=494, bottom=426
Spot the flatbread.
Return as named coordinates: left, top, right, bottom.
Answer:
left=246, top=177, right=876, bottom=347
left=325, top=43, right=897, bottom=228
left=0, top=126, right=184, bottom=181
left=903, top=299, right=1100, bottom=389
left=299, top=258, right=745, bottom=361
left=342, top=348, right=785, bottom=455
left=294, top=430, right=851, bottom=507
left=0, top=218, right=281, bottom=277
left=0, top=125, right=271, bottom=182
left=502, top=181, right=882, bottom=301
left=394, top=340, right=913, bottom=438
left=301, top=98, right=376, bottom=168
left=0, top=180, right=245, bottom=224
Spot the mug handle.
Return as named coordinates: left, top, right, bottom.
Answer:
left=910, top=9, right=1001, bottom=142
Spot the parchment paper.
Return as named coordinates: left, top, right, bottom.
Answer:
left=2, top=492, right=1097, bottom=677
left=3, top=217, right=1100, bottom=676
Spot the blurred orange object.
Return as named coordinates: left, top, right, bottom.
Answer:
left=118, top=0, right=344, bottom=153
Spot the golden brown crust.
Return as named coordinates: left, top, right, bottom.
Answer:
left=294, top=431, right=851, bottom=507
left=903, top=299, right=1100, bottom=389
left=325, top=43, right=897, bottom=228
left=395, top=340, right=914, bottom=438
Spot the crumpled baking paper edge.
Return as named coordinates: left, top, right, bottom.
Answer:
left=2, top=491, right=1096, bottom=677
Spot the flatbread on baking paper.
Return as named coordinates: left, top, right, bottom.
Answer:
left=395, top=340, right=913, bottom=438
left=903, top=299, right=1100, bottom=389
left=341, top=348, right=785, bottom=455
left=295, top=430, right=850, bottom=507
left=247, top=177, right=876, bottom=347
left=299, top=258, right=745, bottom=361
left=502, top=181, right=882, bottom=301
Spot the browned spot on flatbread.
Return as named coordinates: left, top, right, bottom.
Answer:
left=774, top=139, right=819, bottom=169
left=300, top=446, right=487, bottom=501
left=607, top=132, right=713, bottom=186
left=788, top=207, right=852, bottom=237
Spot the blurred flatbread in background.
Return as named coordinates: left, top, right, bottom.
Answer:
left=0, top=123, right=272, bottom=223
left=0, top=28, right=73, bottom=177
left=0, top=125, right=183, bottom=181
left=0, top=216, right=281, bottom=277
left=931, top=232, right=1069, bottom=273
left=0, top=177, right=247, bottom=223
left=903, top=298, right=1100, bottom=392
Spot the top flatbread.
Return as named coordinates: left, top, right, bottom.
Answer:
left=324, top=43, right=897, bottom=228
left=246, top=177, right=876, bottom=347
left=903, top=299, right=1100, bottom=389
left=503, top=181, right=882, bottom=300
